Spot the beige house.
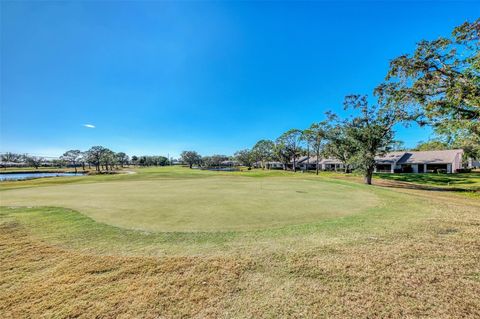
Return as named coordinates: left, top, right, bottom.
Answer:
left=276, top=149, right=464, bottom=173
left=375, top=149, right=464, bottom=173
left=293, top=156, right=345, bottom=171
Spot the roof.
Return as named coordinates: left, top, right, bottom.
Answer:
left=254, top=161, right=283, bottom=165
left=290, top=156, right=344, bottom=165
left=319, top=158, right=343, bottom=165
left=396, top=149, right=463, bottom=164
left=375, top=152, right=406, bottom=164
left=220, top=160, right=239, bottom=165
left=304, top=155, right=321, bottom=163
left=290, top=156, right=309, bottom=164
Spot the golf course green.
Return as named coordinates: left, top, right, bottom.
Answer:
left=1, top=173, right=379, bottom=232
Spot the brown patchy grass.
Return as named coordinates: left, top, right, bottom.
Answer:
left=0, top=221, right=251, bottom=318
left=1, top=194, right=479, bottom=318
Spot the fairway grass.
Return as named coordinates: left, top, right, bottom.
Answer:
left=1, top=167, right=479, bottom=317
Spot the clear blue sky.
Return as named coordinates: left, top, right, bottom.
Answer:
left=1, top=1, right=478, bottom=158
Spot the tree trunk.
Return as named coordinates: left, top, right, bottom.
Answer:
left=74, top=165, right=77, bottom=174
left=364, top=169, right=373, bottom=185
left=306, top=145, right=310, bottom=173
left=293, top=156, right=296, bottom=172
left=189, top=163, right=193, bottom=169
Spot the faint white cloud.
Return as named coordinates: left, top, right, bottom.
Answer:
left=83, top=124, right=95, bottom=128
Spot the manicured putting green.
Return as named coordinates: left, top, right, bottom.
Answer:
left=1, top=176, right=379, bottom=232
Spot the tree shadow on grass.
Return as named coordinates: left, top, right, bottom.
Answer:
left=373, top=178, right=479, bottom=194
left=375, top=173, right=480, bottom=187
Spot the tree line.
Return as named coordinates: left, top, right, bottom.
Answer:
left=179, top=152, right=230, bottom=169
left=182, top=20, right=479, bottom=185
left=0, top=147, right=172, bottom=173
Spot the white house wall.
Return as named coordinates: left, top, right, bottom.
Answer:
left=453, top=152, right=463, bottom=172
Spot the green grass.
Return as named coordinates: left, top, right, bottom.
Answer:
left=1, top=176, right=380, bottom=232
left=1, top=166, right=479, bottom=317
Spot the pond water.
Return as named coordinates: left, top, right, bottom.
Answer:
left=0, top=172, right=86, bottom=181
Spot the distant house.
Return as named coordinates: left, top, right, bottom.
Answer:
left=374, top=149, right=464, bottom=173
left=319, top=158, right=345, bottom=171
left=253, top=161, right=284, bottom=169
left=266, top=161, right=284, bottom=169
left=467, top=158, right=480, bottom=169
left=374, top=152, right=408, bottom=173
left=298, top=155, right=320, bottom=170
left=0, top=161, right=25, bottom=168
left=256, top=149, right=464, bottom=173
left=289, top=156, right=310, bottom=170
left=291, top=156, right=345, bottom=171
left=220, top=160, right=240, bottom=167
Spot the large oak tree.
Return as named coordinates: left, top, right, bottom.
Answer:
left=339, top=95, right=410, bottom=184
left=180, top=151, right=202, bottom=169
left=375, top=19, right=480, bottom=139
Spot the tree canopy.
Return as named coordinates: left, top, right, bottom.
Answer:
left=338, top=95, right=410, bottom=184
left=61, top=150, right=82, bottom=173
left=375, top=19, right=480, bottom=138
left=234, top=149, right=255, bottom=168
left=302, top=121, right=327, bottom=174
left=180, top=151, right=202, bottom=169
left=252, top=140, right=275, bottom=169
left=276, top=129, right=303, bottom=172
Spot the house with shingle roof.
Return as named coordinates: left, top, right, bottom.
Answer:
left=292, top=149, right=464, bottom=173
left=291, top=155, right=345, bottom=171
left=374, top=149, right=464, bottom=173
left=282, top=149, right=464, bottom=173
